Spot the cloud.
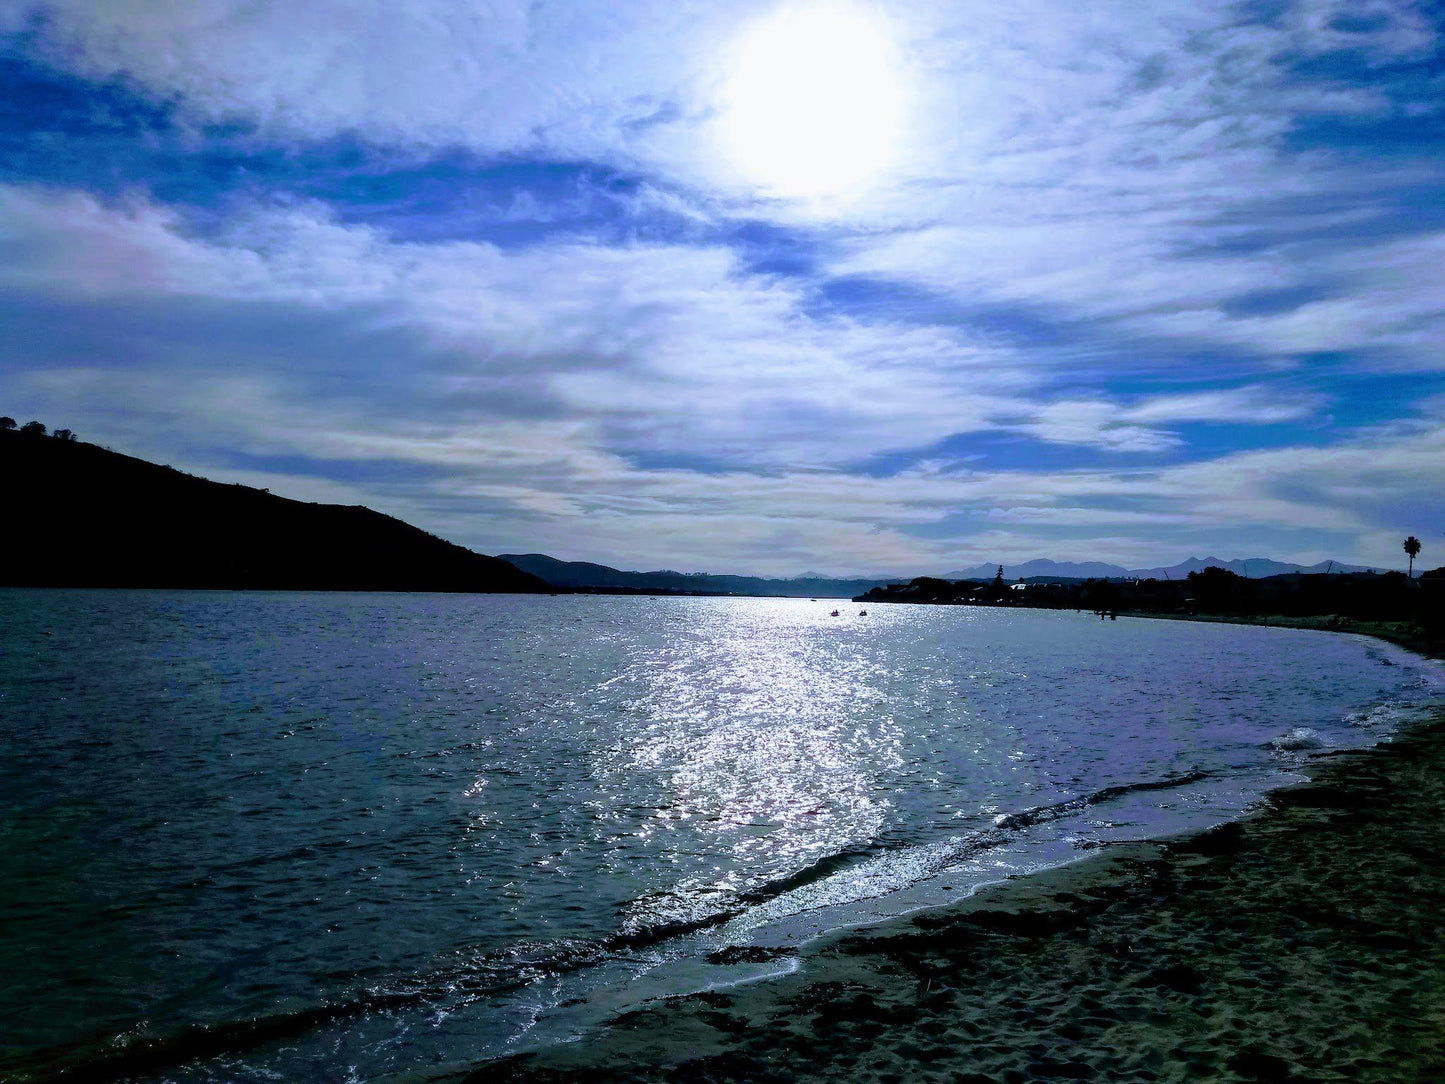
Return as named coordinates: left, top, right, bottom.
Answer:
left=0, top=183, right=1035, bottom=468
left=7, top=0, right=735, bottom=166
left=8, top=2, right=1434, bottom=191
left=1120, top=386, right=1324, bottom=425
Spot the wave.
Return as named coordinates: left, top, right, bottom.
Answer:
left=614, top=844, right=884, bottom=947
left=1346, top=700, right=1440, bottom=731
left=994, top=769, right=1209, bottom=831
left=1270, top=727, right=1327, bottom=752
left=39, top=768, right=1217, bottom=1081
left=616, top=769, right=1215, bottom=948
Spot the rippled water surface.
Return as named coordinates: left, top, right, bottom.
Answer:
left=1, top=590, right=1440, bottom=1081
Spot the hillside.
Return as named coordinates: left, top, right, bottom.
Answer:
left=499, top=553, right=889, bottom=598
left=2, top=429, right=548, bottom=592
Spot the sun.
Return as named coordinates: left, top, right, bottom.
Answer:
left=721, top=3, right=904, bottom=199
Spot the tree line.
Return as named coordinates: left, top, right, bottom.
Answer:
left=0, top=417, right=77, bottom=441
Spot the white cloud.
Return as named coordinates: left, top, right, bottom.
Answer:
left=9, top=0, right=738, bottom=166
left=5, top=183, right=1346, bottom=479
left=1121, top=386, right=1323, bottom=425
left=0, top=184, right=1037, bottom=468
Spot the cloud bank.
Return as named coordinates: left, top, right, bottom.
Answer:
left=1, top=0, right=1442, bottom=573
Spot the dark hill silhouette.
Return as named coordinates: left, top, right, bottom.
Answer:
left=2, top=429, right=547, bottom=592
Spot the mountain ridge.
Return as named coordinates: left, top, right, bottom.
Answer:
left=498, top=553, right=889, bottom=597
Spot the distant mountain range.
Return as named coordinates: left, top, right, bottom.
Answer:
left=941, top=559, right=1128, bottom=580
left=942, top=556, right=1387, bottom=581
left=3, top=429, right=547, bottom=592
left=503, top=552, right=1390, bottom=595
left=498, top=554, right=886, bottom=597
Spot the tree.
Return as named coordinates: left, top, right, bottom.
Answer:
left=52, top=428, right=76, bottom=442
left=1405, top=535, right=1421, bottom=578
left=19, top=420, right=45, bottom=437
left=0, top=416, right=15, bottom=430
left=1187, top=565, right=1246, bottom=611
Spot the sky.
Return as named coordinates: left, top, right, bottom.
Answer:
left=1, top=0, right=1442, bottom=576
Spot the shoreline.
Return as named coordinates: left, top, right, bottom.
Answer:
left=477, top=629, right=1445, bottom=1084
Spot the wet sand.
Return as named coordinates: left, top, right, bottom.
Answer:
left=476, top=708, right=1445, bottom=1084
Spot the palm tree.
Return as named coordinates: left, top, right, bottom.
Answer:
left=1404, top=535, right=1421, bottom=578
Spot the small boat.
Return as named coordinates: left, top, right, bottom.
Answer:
left=858, top=610, right=868, bottom=616
left=830, top=609, right=840, bottom=617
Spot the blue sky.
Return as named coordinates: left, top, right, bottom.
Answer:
left=1, top=0, right=1442, bottom=575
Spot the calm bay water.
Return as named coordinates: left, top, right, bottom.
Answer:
left=1, top=590, right=1440, bottom=1081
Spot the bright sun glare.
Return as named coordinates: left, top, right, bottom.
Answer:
left=723, top=4, right=904, bottom=199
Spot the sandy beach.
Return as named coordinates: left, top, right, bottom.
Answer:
left=480, top=701, right=1445, bottom=1083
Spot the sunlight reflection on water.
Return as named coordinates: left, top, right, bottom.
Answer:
left=600, top=606, right=910, bottom=932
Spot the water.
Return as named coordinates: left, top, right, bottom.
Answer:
left=1, top=590, right=1439, bottom=1082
